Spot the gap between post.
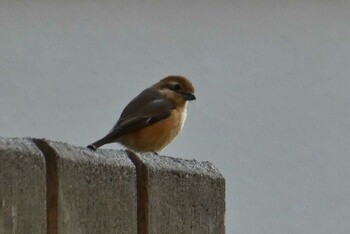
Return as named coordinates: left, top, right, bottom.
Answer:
left=126, top=150, right=149, bottom=234
left=33, top=138, right=59, bottom=234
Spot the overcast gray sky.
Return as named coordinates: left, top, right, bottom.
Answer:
left=1, top=1, right=350, bottom=233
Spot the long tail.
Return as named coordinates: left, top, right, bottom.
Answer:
left=87, top=135, right=114, bottom=150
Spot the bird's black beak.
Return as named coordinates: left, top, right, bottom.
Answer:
left=181, top=92, right=196, bottom=101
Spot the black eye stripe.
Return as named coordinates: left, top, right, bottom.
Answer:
left=173, top=84, right=181, bottom=91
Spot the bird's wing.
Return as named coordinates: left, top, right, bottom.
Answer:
left=107, top=89, right=175, bottom=138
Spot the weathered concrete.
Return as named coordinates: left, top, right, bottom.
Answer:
left=36, top=139, right=137, bottom=234
left=0, top=137, right=225, bottom=234
left=130, top=152, right=226, bottom=234
left=0, top=138, right=46, bottom=234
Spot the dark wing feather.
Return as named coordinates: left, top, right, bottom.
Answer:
left=107, top=88, right=175, bottom=138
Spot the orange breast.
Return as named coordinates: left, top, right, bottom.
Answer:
left=118, top=106, right=187, bottom=152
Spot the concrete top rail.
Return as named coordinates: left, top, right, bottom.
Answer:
left=0, top=137, right=225, bottom=234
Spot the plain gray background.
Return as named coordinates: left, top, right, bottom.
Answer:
left=1, top=0, right=350, bottom=233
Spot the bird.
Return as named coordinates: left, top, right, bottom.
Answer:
left=87, top=75, right=196, bottom=153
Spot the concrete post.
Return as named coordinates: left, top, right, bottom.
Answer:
left=0, top=138, right=225, bottom=234
left=128, top=152, right=226, bottom=234
left=33, top=139, right=137, bottom=234
left=0, top=138, right=47, bottom=234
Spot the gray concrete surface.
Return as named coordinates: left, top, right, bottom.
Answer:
left=137, top=153, right=225, bottom=234
left=0, top=138, right=225, bottom=234
left=0, top=138, right=46, bottom=234
left=41, top=139, right=137, bottom=234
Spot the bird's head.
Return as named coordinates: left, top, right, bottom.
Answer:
left=154, top=75, right=196, bottom=106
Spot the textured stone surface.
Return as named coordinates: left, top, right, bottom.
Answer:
left=139, top=153, right=226, bottom=234
left=0, top=137, right=226, bottom=234
left=0, top=138, right=46, bottom=234
left=42, top=140, right=137, bottom=234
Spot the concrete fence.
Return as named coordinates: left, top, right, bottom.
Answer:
left=0, top=137, right=225, bottom=234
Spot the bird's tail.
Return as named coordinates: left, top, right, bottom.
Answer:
left=87, top=135, right=114, bottom=150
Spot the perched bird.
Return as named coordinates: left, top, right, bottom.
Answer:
left=87, top=75, right=196, bottom=153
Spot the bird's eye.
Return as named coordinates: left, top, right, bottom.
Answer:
left=173, top=84, right=181, bottom=91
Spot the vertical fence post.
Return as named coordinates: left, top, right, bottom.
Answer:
left=0, top=138, right=225, bottom=234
